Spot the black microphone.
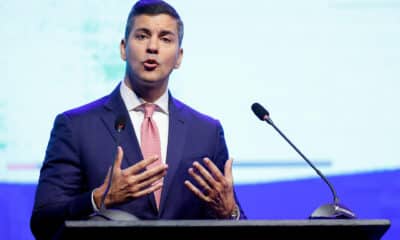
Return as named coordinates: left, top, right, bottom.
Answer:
left=89, top=114, right=138, bottom=221
left=251, top=102, right=356, bottom=219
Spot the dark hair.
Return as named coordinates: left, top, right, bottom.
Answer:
left=124, top=0, right=184, bottom=46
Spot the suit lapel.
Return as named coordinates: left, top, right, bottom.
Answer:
left=159, top=95, right=187, bottom=214
left=101, top=84, right=143, bottom=169
left=101, top=84, right=163, bottom=213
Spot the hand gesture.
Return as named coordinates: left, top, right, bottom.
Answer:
left=184, top=157, right=236, bottom=219
left=94, top=146, right=168, bottom=208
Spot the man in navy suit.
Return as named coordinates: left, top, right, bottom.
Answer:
left=31, top=0, right=246, bottom=239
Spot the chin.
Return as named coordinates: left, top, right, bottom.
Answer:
left=140, top=75, right=161, bottom=82
left=140, top=72, right=167, bottom=83
left=140, top=76, right=166, bottom=87
left=127, top=70, right=167, bottom=87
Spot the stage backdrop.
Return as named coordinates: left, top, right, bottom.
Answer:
left=0, top=1, right=399, bottom=239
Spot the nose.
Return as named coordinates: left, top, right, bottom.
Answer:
left=146, top=36, right=159, bottom=54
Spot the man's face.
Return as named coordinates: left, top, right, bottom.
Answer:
left=121, top=14, right=183, bottom=89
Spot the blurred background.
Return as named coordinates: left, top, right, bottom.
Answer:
left=0, top=0, right=398, bottom=239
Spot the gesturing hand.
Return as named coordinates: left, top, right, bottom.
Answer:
left=184, top=157, right=236, bottom=219
left=94, top=146, right=168, bottom=208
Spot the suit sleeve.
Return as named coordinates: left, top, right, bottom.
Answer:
left=30, top=113, right=94, bottom=240
left=213, top=121, right=247, bottom=220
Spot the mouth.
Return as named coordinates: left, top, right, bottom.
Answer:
left=143, top=59, right=159, bottom=71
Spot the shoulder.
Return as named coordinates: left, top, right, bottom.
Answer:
left=56, top=84, right=122, bottom=123
left=171, top=97, right=221, bottom=127
left=60, top=95, right=110, bottom=119
left=48, top=95, right=111, bottom=132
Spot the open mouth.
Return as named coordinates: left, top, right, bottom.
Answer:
left=143, top=59, right=159, bottom=70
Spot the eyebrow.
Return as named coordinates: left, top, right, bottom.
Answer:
left=134, top=28, right=176, bottom=37
left=159, top=30, right=175, bottom=37
left=134, top=28, right=151, bottom=35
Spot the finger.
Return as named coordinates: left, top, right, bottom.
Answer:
left=203, top=157, right=225, bottom=181
left=224, top=158, right=234, bottom=183
left=192, top=161, right=217, bottom=188
left=130, top=181, right=163, bottom=198
left=113, top=146, right=124, bottom=170
left=188, top=167, right=212, bottom=193
left=132, top=165, right=168, bottom=187
left=124, top=155, right=160, bottom=175
left=134, top=163, right=168, bottom=182
left=184, top=180, right=210, bottom=202
left=133, top=170, right=167, bottom=192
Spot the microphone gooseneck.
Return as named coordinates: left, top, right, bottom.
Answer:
left=251, top=102, right=356, bottom=219
left=89, top=114, right=138, bottom=221
left=99, top=115, right=127, bottom=210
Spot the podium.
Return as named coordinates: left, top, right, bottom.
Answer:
left=61, top=219, right=390, bottom=240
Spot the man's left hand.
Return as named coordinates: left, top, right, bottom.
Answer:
left=184, top=157, right=236, bottom=219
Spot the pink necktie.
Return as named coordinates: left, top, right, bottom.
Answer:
left=140, top=103, right=162, bottom=209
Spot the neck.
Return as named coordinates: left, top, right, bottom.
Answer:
left=124, top=77, right=167, bottom=103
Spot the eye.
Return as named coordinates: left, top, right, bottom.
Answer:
left=135, top=34, right=147, bottom=40
left=161, top=37, right=172, bottom=43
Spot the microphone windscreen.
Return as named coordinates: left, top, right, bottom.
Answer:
left=251, top=103, right=270, bottom=121
left=114, top=115, right=127, bottom=131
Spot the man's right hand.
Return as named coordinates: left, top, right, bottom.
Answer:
left=93, top=146, right=168, bottom=209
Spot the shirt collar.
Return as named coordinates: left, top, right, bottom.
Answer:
left=120, top=80, right=169, bottom=114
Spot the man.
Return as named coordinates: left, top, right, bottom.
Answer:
left=31, top=0, right=246, bottom=239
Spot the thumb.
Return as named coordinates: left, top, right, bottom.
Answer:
left=113, top=146, right=124, bottom=170
left=224, top=158, right=234, bottom=183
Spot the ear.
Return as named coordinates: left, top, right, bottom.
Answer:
left=120, top=39, right=127, bottom=61
left=174, top=48, right=184, bottom=69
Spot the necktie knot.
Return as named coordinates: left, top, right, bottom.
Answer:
left=143, top=103, right=156, bottom=118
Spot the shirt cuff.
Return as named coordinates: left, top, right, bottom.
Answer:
left=91, top=189, right=100, bottom=212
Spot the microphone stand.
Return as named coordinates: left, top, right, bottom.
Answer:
left=252, top=103, right=356, bottom=219
left=265, top=117, right=356, bottom=219
left=89, top=115, right=138, bottom=221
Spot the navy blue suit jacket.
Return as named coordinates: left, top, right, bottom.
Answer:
left=31, top=85, right=246, bottom=239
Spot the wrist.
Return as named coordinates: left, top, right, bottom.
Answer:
left=228, top=204, right=240, bottom=220
left=93, top=187, right=104, bottom=209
